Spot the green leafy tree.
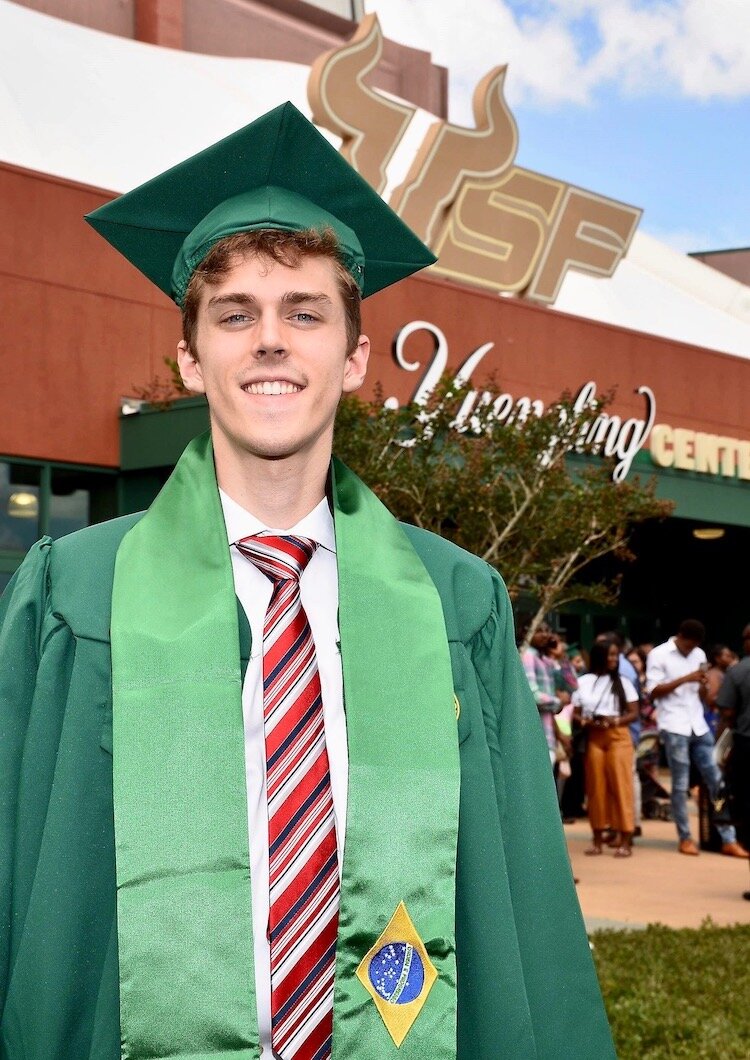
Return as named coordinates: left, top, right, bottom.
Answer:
left=334, top=375, right=672, bottom=646
left=132, top=357, right=190, bottom=410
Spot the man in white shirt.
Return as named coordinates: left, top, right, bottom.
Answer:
left=647, top=619, right=748, bottom=857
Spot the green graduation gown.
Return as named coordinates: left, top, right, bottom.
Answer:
left=0, top=465, right=615, bottom=1059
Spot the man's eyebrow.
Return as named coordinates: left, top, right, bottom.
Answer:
left=205, top=291, right=334, bottom=309
left=281, top=291, right=333, bottom=307
left=206, top=292, right=257, bottom=309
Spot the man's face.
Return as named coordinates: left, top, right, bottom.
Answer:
left=717, top=647, right=734, bottom=670
left=570, top=652, right=585, bottom=674
left=530, top=624, right=553, bottom=651
left=675, top=635, right=700, bottom=656
left=177, top=252, right=369, bottom=466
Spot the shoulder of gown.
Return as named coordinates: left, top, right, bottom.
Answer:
left=46, top=512, right=144, bottom=641
left=399, top=522, right=509, bottom=646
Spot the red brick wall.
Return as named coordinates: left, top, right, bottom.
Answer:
left=2, top=162, right=748, bottom=468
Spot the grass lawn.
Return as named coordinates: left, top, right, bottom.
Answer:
left=592, top=922, right=750, bottom=1059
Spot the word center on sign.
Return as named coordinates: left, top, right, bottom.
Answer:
left=650, top=426, right=750, bottom=480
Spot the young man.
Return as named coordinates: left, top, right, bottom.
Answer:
left=0, top=104, right=614, bottom=1059
left=647, top=618, right=747, bottom=858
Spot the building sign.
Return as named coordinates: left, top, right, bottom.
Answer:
left=387, top=320, right=656, bottom=483
left=309, top=14, right=642, bottom=305
left=650, top=425, right=750, bottom=480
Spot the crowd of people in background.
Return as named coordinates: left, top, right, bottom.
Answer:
left=520, top=619, right=750, bottom=900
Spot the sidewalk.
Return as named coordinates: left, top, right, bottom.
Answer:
left=566, top=813, right=750, bottom=931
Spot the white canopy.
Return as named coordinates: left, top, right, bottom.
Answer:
left=1, top=0, right=748, bottom=359
left=0, top=0, right=315, bottom=190
left=554, top=231, right=750, bottom=357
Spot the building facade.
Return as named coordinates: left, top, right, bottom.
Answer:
left=2, top=0, right=750, bottom=647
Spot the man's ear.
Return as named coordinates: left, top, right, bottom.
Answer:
left=176, top=339, right=206, bottom=394
left=342, top=335, right=370, bottom=394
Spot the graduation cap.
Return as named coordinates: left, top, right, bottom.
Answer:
left=85, top=102, right=436, bottom=305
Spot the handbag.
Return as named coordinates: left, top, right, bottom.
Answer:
left=712, top=733, right=737, bottom=825
left=712, top=780, right=735, bottom=825
left=713, top=728, right=733, bottom=770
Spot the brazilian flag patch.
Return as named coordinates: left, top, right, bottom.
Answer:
left=356, top=901, right=438, bottom=1047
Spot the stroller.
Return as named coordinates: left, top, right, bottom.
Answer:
left=637, top=730, right=672, bottom=820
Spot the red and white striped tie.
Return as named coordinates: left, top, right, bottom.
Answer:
left=236, top=533, right=339, bottom=1060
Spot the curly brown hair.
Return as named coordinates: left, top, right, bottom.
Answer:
left=181, top=228, right=362, bottom=355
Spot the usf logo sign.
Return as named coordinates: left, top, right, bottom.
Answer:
left=309, top=14, right=641, bottom=304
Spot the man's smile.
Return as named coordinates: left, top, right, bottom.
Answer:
left=241, top=380, right=304, bottom=396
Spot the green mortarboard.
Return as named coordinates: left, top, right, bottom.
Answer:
left=85, top=102, right=436, bottom=304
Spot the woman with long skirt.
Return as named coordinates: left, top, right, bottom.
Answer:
left=573, top=640, right=639, bottom=857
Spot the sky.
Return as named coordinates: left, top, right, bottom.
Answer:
left=365, top=0, right=750, bottom=253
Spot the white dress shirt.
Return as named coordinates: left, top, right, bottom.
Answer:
left=220, top=489, right=348, bottom=1056
left=572, top=673, right=638, bottom=719
left=645, top=637, right=708, bottom=736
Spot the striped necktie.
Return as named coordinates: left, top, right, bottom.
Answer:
left=236, top=533, right=339, bottom=1060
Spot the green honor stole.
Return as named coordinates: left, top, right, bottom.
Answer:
left=111, top=434, right=460, bottom=1059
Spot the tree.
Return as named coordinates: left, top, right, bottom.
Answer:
left=333, top=375, right=672, bottom=646
left=131, top=357, right=189, bottom=409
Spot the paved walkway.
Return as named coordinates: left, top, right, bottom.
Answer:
left=567, top=811, right=750, bottom=931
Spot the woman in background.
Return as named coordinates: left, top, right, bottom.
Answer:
left=573, top=640, right=639, bottom=857
left=626, top=646, right=653, bottom=723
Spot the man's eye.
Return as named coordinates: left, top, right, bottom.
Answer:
left=292, top=311, right=318, bottom=323
left=223, top=312, right=250, bottom=324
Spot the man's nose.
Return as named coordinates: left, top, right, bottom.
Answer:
left=253, top=312, right=286, bottom=357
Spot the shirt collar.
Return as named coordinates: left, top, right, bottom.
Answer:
left=667, top=636, right=698, bottom=661
left=219, top=488, right=336, bottom=554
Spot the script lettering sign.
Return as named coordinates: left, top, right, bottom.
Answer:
left=388, top=321, right=656, bottom=483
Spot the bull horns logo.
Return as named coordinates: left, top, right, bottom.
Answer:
left=308, top=13, right=641, bottom=305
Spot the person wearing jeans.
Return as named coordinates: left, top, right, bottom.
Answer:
left=659, top=729, right=737, bottom=849
left=646, top=618, right=748, bottom=858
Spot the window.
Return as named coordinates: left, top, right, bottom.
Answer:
left=0, top=459, right=116, bottom=586
left=0, top=463, right=41, bottom=554
left=50, top=467, right=94, bottom=539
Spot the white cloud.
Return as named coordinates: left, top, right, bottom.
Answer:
left=642, top=220, right=748, bottom=253
left=664, top=0, right=750, bottom=97
left=581, top=0, right=750, bottom=98
left=365, top=0, right=750, bottom=119
left=640, top=224, right=716, bottom=253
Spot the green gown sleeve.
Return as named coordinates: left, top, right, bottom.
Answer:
left=468, top=569, right=615, bottom=1059
left=1, top=535, right=120, bottom=1059
left=0, top=539, right=53, bottom=1015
